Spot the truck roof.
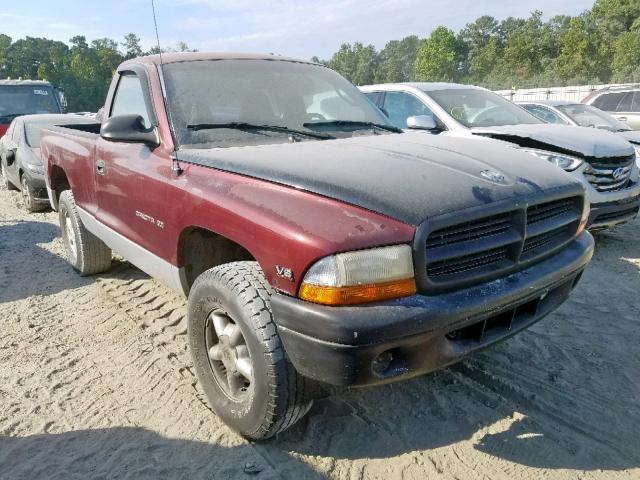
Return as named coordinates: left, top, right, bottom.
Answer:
left=0, top=79, right=54, bottom=86
left=127, top=52, right=315, bottom=67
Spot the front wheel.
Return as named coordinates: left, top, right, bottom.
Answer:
left=188, top=261, right=313, bottom=440
left=58, top=190, right=112, bottom=276
left=21, top=175, right=45, bottom=213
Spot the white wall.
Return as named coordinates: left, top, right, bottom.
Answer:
left=495, top=84, right=638, bottom=102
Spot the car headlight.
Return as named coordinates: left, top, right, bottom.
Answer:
left=634, top=146, right=640, bottom=167
left=26, top=163, right=44, bottom=174
left=520, top=148, right=583, bottom=172
left=299, top=244, right=416, bottom=305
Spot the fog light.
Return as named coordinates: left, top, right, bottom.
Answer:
left=372, top=350, right=394, bottom=376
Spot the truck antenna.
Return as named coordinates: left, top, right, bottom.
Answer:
left=151, top=0, right=183, bottom=175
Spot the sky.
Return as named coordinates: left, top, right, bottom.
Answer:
left=1, top=0, right=595, bottom=59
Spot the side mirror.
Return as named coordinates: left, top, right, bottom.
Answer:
left=407, top=115, right=438, bottom=131
left=100, top=114, right=159, bottom=147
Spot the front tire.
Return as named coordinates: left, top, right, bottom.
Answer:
left=21, top=175, right=45, bottom=213
left=58, top=190, right=112, bottom=276
left=188, top=261, right=313, bottom=440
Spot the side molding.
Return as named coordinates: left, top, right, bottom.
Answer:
left=76, top=206, right=188, bottom=295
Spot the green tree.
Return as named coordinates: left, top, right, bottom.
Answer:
left=414, top=26, right=460, bottom=81
left=612, top=27, right=640, bottom=81
left=122, top=33, right=143, bottom=59
left=555, top=16, right=608, bottom=82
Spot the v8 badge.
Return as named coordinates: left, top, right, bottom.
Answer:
left=275, top=265, right=294, bottom=282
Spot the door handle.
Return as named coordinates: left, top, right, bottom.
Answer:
left=96, top=159, right=106, bottom=175
left=617, top=116, right=627, bottom=122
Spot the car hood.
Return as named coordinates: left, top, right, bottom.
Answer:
left=180, top=132, right=582, bottom=225
left=617, top=130, right=640, bottom=146
left=471, top=124, right=635, bottom=159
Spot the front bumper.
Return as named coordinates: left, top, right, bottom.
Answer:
left=272, top=232, right=594, bottom=387
left=588, top=193, right=640, bottom=230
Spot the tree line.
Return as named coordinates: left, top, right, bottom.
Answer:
left=315, top=0, right=640, bottom=89
left=0, top=33, right=193, bottom=112
left=0, top=0, right=638, bottom=112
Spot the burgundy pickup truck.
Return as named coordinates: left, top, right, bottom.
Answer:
left=41, top=52, right=594, bottom=439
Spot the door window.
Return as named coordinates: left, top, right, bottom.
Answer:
left=363, top=91, right=384, bottom=107
left=630, top=91, right=640, bottom=112
left=522, top=105, right=569, bottom=124
left=383, top=91, right=436, bottom=129
left=110, top=73, right=152, bottom=128
left=616, top=92, right=634, bottom=112
left=591, top=92, right=626, bottom=112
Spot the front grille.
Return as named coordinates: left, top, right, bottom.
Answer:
left=425, top=212, right=511, bottom=249
left=584, top=154, right=635, bottom=192
left=424, top=196, right=582, bottom=290
left=427, top=246, right=509, bottom=277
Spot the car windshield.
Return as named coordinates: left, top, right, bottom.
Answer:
left=426, top=88, right=542, bottom=128
left=556, top=103, right=630, bottom=132
left=162, top=59, right=392, bottom=147
left=0, top=85, right=61, bottom=119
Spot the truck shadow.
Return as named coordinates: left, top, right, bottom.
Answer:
left=0, top=426, right=318, bottom=480
left=0, top=220, right=91, bottom=303
left=264, top=220, right=640, bottom=473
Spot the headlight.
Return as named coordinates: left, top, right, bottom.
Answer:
left=634, top=146, right=640, bottom=167
left=520, top=148, right=583, bottom=171
left=26, top=163, right=44, bottom=174
left=299, top=244, right=416, bottom=305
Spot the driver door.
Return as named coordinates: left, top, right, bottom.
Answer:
left=95, top=71, right=163, bottom=250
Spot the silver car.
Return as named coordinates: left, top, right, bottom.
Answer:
left=518, top=100, right=640, bottom=165
left=0, top=114, right=95, bottom=212
left=582, top=86, right=640, bottom=130
left=360, top=82, right=640, bottom=230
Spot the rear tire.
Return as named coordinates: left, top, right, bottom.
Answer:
left=58, top=190, right=112, bottom=276
left=21, top=175, right=45, bottom=213
left=1, top=160, right=18, bottom=191
left=188, top=261, right=313, bottom=440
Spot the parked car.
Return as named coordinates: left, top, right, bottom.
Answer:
left=0, top=80, right=66, bottom=139
left=518, top=100, right=640, bottom=154
left=42, top=53, right=593, bottom=439
left=582, top=85, right=640, bottom=130
left=0, top=114, right=95, bottom=212
left=360, top=83, right=640, bottom=230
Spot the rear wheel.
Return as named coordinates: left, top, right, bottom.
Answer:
left=20, top=175, right=45, bottom=213
left=1, top=161, right=18, bottom=191
left=58, top=190, right=112, bottom=276
left=188, top=261, right=313, bottom=440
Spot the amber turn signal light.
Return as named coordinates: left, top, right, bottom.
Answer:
left=299, top=278, right=417, bottom=306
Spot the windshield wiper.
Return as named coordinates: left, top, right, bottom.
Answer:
left=303, top=120, right=403, bottom=133
left=187, top=122, right=333, bottom=140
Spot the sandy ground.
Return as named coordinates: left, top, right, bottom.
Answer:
left=0, top=183, right=639, bottom=480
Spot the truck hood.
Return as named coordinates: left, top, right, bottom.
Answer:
left=471, top=124, right=635, bottom=159
left=180, top=132, right=582, bottom=225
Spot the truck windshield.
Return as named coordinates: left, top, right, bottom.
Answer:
left=162, top=59, right=392, bottom=147
left=556, top=103, right=630, bottom=132
left=426, top=88, right=542, bottom=128
left=0, top=85, right=61, bottom=120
